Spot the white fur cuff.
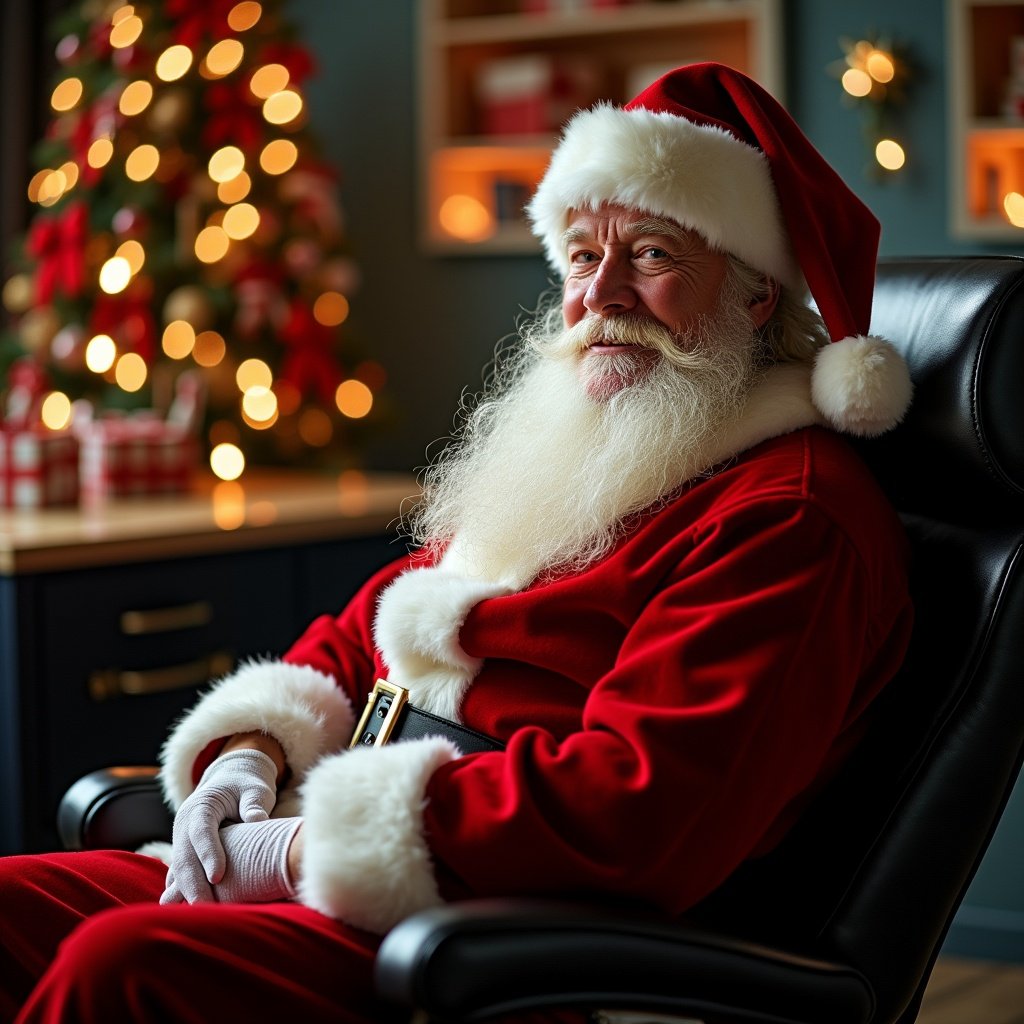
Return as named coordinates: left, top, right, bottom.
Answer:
left=159, top=660, right=355, bottom=808
left=298, top=736, right=460, bottom=933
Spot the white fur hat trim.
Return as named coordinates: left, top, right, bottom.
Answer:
left=527, top=103, right=802, bottom=289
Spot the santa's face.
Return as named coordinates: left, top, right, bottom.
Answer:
left=561, top=204, right=730, bottom=397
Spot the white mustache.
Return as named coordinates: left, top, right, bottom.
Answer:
left=560, top=314, right=679, bottom=354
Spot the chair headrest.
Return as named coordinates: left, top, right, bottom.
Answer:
left=863, top=256, right=1024, bottom=523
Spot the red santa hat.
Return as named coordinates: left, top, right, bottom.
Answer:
left=526, top=62, right=911, bottom=437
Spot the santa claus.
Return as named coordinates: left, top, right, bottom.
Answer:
left=1, top=63, right=914, bottom=1024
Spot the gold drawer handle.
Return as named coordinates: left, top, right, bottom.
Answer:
left=89, top=651, right=234, bottom=701
left=120, top=601, right=213, bottom=635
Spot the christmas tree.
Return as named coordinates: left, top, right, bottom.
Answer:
left=0, top=0, right=384, bottom=481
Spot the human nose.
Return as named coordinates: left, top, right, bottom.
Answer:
left=583, top=256, right=637, bottom=317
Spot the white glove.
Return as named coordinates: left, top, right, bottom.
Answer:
left=161, top=818, right=302, bottom=905
left=160, top=748, right=279, bottom=905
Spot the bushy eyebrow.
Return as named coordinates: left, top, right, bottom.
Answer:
left=560, top=216, right=692, bottom=250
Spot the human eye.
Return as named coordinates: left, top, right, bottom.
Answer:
left=637, top=244, right=670, bottom=260
left=569, top=249, right=599, bottom=268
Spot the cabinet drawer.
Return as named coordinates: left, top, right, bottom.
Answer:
left=32, top=548, right=297, bottom=843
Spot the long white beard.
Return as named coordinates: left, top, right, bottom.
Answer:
left=409, top=293, right=763, bottom=588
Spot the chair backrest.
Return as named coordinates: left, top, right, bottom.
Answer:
left=693, top=256, right=1024, bottom=1023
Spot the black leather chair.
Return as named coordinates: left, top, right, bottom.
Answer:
left=59, top=257, right=1024, bottom=1024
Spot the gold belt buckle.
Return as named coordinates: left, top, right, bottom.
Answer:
left=350, top=678, right=409, bottom=749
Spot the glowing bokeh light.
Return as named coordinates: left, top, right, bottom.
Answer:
left=218, top=172, right=251, bottom=203
left=313, top=291, right=349, bottom=327
left=119, top=79, right=153, bottom=116
left=87, top=138, right=114, bottom=169
left=156, top=44, right=194, bottom=81
left=222, top=202, right=260, bottom=239
left=125, top=144, right=160, bottom=181
left=208, top=146, right=245, bottom=183
left=841, top=67, right=872, bottom=98
left=1003, top=191, right=1024, bottom=227
left=875, top=138, right=906, bottom=171
left=193, top=330, right=227, bottom=367
left=866, top=50, right=896, bottom=84
left=236, top=358, right=272, bottom=391
left=194, top=225, right=230, bottom=263
left=249, top=63, right=289, bottom=99
left=206, top=39, right=244, bottom=76
left=115, top=239, right=145, bottom=275
left=162, top=320, right=197, bottom=359
left=259, top=139, right=298, bottom=175
left=109, top=15, right=143, bottom=49
left=51, top=78, right=83, bottom=112
left=242, top=385, right=278, bottom=422
left=263, top=89, right=303, bottom=125
left=85, top=334, right=117, bottom=373
left=114, top=352, right=147, bottom=392
left=335, top=379, right=373, bottom=419
left=99, top=256, right=132, bottom=294
left=228, top=2, right=263, bottom=31
left=438, top=194, right=493, bottom=241
left=41, top=391, right=72, bottom=430
left=211, top=443, right=245, bottom=481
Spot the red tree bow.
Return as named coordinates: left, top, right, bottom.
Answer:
left=28, top=202, right=89, bottom=304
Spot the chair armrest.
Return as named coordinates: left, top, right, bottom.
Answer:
left=57, top=766, right=172, bottom=851
left=375, top=900, right=875, bottom=1024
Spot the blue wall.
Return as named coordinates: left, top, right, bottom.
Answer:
left=291, top=0, right=1024, bottom=960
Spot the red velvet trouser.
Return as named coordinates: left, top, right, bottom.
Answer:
left=0, top=850, right=580, bottom=1024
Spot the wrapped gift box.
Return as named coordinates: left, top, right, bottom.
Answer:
left=0, top=428, right=80, bottom=509
left=77, top=418, right=198, bottom=500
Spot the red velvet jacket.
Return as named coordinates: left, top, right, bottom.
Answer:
left=277, top=426, right=912, bottom=921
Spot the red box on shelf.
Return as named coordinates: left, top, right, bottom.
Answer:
left=77, top=418, right=198, bottom=501
left=0, top=428, right=79, bottom=509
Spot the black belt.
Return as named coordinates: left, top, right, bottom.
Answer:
left=350, top=679, right=504, bottom=754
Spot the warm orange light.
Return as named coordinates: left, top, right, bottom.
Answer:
left=193, top=330, right=227, bottom=367
left=208, top=146, right=245, bottom=183
left=218, top=172, right=252, bottom=203
left=841, top=67, right=872, bottom=98
left=41, top=391, right=72, bottom=430
left=236, top=358, right=272, bottom=391
left=58, top=161, right=80, bottom=191
left=228, top=2, right=263, bottom=31
left=109, top=14, right=143, bottom=48
left=162, top=320, right=196, bottom=359
left=335, top=379, right=373, bottom=419
left=242, top=385, right=278, bottom=422
left=115, top=239, right=145, bottom=275
left=212, top=479, right=246, bottom=528
left=1004, top=191, right=1024, bottom=227
left=156, top=44, right=194, bottom=81
left=87, top=138, right=114, bottom=168
left=263, top=89, right=303, bottom=125
left=249, top=63, right=289, bottom=99
left=313, top=291, right=349, bottom=326
left=875, top=138, right=906, bottom=171
left=206, top=39, right=244, bottom=77
left=194, top=225, right=230, bottom=263
left=119, top=79, right=153, bottom=116
left=51, top=78, right=83, bottom=112
left=125, top=144, right=160, bottom=181
left=222, top=202, right=260, bottom=240
left=114, top=352, right=147, bottom=392
left=866, top=50, right=896, bottom=84
left=259, top=139, right=298, bottom=175
left=439, top=194, right=494, bottom=241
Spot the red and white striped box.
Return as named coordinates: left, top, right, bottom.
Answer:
left=77, top=418, right=198, bottom=501
left=0, top=428, right=80, bottom=509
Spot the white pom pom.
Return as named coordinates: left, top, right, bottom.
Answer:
left=811, top=335, right=913, bottom=437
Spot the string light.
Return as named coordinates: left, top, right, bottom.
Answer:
left=210, top=442, right=245, bottom=481
left=841, top=68, right=872, bottom=98
left=41, top=391, right=72, bottom=430
left=194, top=225, right=230, bottom=263
left=156, top=44, right=193, bottom=81
left=87, top=138, right=114, bottom=169
left=119, top=79, right=153, bottom=116
left=241, top=385, right=278, bottom=423
left=125, top=143, right=160, bottom=181
left=228, top=2, right=263, bottom=31
left=58, top=161, right=79, bottom=192
left=313, top=291, right=349, bottom=326
left=192, top=330, right=226, bottom=366
left=109, top=14, right=143, bottom=49
left=1003, top=192, right=1024, bottom=227
left=259, top=139, right=298, bottom=175
left=263, top=89, right=303, bottom=125
left=236, top=358, right=272, bottom=390
left=335, top=380, right=373, bottom=419
left=250, top=64, right=289, bottom=99
left=99, top=256, right=132, bottom=294
left=222, top=202, right=260, bottom=239
left=111, top=5, right=135, bottom=25
left=85, top=334, right=117, bottom=373
left=208, top=146, right=245, bottom=182
left=875, top=139, right=906, bottom=171
left=115, top=239, right=145, bottom=275
left=218, top=172, right=251, bottom=203
left=51, top=78, right=84, bottom=112
left=114, top=352, right=147, bottom=392
left=206, top=39, right=244, bottom=77
left=162, top=320, right=196, bottom=359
